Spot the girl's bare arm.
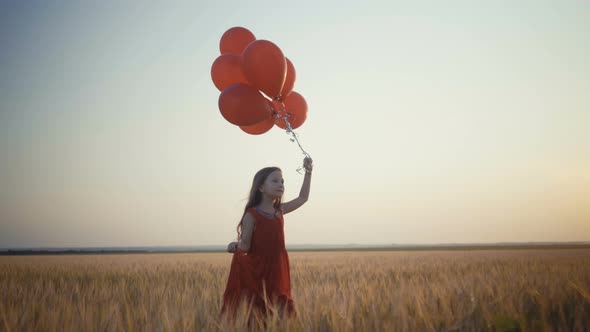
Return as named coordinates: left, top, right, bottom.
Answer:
left=237, top=212, right=256, bottom=252
left=281, top=157, right=313, bottom=215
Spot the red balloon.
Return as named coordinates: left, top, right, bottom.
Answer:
left=219, top=83, right=273, bottom=126
left=242, top=40, right=287, bottom=100
left=278, top=58, right=296, bottom=100
left=275, top=91, right=307, bottom=130
left=220, top=27, right=256, bottom=54
left=211, top=54, right=248, bottom=91
left=240, top=113, right=275, bottom=135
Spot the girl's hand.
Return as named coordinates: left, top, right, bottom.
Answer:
left=303, top=156, right=313, bottom=173
left=227, top=241, right=238, bottom=253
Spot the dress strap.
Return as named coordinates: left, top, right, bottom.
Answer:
left=253, top=206, right=282, bottom=219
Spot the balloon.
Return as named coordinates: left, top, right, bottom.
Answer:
left=278, top=58, right=296, bottom=100
left=275, top=91, right=307, bottom=130
left=240, top=113, right=275, bottom=135
left=211, top=53, right=248, bottom=91
left=219, top=83, right=273, bottom=126
left=220, top=27, right=256, bottom=54
left=242, top=40, right=287, bottom=99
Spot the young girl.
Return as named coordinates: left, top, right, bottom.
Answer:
left=220, top=156, right=313, bottom=327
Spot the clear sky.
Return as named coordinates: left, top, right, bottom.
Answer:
left=1, top=0, right=588, bottom=248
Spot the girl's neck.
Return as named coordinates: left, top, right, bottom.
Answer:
left=258, top=195, right=276, bottom=211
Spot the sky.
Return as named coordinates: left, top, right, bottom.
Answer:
left=0, top=0, right=588, bottom=248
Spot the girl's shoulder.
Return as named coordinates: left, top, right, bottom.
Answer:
left=246, top=206, right=263, bottom=217
left=245, top=206, right=257, bottom=215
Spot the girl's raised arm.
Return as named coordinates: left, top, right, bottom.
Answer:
left=281, top=157, right=313, bottom=215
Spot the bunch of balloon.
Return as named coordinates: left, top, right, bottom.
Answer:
left=211, top=27, right=311, bottom=172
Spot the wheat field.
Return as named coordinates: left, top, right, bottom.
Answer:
left=1, top=249, right=589, bottom=331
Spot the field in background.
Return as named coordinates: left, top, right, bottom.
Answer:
left=1, top=249, right=589, bottom=331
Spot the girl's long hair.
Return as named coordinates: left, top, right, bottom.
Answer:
left=236, top=167, right=283, bottom=241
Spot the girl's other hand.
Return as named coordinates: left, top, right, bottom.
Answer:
left=227, top=241, right=237, bottom=253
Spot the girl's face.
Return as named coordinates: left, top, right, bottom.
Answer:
left=259, top=170, right=284, bottom=198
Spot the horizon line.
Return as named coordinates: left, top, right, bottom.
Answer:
left=2, top=240, right=589, bottom=251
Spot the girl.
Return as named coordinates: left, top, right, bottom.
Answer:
left=220, top=156, right=313, bottom=328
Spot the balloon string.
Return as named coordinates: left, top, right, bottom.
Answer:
left=274, top=113, right=311, bottom=175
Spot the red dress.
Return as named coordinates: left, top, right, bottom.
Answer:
left=220, top=207, right=296, bottom=324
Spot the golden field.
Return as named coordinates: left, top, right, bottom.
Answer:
left=1, top=249, right=589, bottom=331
